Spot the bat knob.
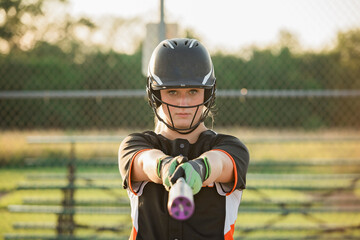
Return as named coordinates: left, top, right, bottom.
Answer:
left=168, top=177, right=194, bottom=220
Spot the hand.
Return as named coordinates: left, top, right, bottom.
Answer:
left=170, top=157, right=211, bottom=195
left=157, top=155, right=188, bottom=191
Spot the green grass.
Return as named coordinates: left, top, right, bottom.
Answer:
left=1, top=166, right=359, bottom=239
left=0, top=166, right=129, bottom=239
left=1, top=128, right=360, bottom=166
left=0, top=128, right=359, bottom=239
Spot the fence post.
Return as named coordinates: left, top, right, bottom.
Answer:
left=57, top=141, right=76, bottom=236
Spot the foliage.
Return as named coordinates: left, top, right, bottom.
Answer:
left=1, top=0, right=360, bottom=129
left=0, top=0, right=44, bottom=50
left=1, top=29, right=360, bottom=129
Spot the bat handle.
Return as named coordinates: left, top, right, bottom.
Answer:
left=167, top=177, right=194, bottom=220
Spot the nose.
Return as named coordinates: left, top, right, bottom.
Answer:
left=178, top=93, right=189, bottom=107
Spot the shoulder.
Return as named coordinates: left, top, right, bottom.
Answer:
left=199, top=130, right=248, bottom=150
left=119, top=130, right=167, bottom=150
left=208, top=131, right=249, bottom=164
left=118, top=131, right=161, bottom=164
left=217, top=133, right=247, bottom=149
left=121, top=131, right=157, bottom=143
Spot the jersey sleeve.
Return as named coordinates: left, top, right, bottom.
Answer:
left=211, top=134, right=249, bottom=192
left=118, top=133, right=155, bottom=190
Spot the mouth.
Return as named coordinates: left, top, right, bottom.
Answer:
left=175, top=112, right=192, bottom=118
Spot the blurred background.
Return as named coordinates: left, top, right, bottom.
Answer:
left=0, top=0, right=359, bottom=239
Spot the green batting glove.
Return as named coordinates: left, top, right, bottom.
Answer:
left=157, top=155, right=188, bottom=191
left=170, top=157, right=211, bottom=195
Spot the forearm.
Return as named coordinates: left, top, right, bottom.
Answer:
left=200, top=150, right=234, bottom=185
left=131, top=149, right=166, bottom=183
left=131, top=149, right=234, bottom=185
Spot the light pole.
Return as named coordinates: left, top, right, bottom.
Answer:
left=159, top=0, right=166, bottom=41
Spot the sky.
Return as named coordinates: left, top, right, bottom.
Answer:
left=66, top=0, right=360, bottom=52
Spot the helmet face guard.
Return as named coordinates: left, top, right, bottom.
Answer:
left=147, top=84, right=215, bottom=134
left=147, top=38, right=216, bottom=134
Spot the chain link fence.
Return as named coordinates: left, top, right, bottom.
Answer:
left=1, top=1, right=360, bottom=132
left=1, top=0, right=360, bottom=239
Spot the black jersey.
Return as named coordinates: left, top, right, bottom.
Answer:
left=118, top=130, right=249, bottom=240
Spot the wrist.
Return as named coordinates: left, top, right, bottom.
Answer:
left=192, top=157, right=211, bottom=181
left=156, top=156, right=172, bottom=179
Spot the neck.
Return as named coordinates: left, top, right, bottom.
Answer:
left=156, top=122, right=208, bottom=144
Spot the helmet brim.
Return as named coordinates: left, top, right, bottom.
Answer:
left=150, top=78, right=216, bottom=90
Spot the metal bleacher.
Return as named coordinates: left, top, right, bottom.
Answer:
left=4, top=136, right=360, bottom=240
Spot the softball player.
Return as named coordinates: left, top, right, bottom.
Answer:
left=118, top=38, right=249, bottom=240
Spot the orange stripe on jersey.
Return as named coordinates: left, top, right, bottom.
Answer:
left=128, top=149, right=151, bottom=195
left=224, top=223, right=235, bottom=240
left=211, top=149, right=238, bottom=196
left=130, top=226, right=137, bottom=240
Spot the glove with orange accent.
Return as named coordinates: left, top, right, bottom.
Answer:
left=170, top=157, right=211, bottom=195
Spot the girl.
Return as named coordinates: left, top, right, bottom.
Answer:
left=118, top=38, right=249, bottom=240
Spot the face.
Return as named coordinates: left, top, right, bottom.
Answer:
left=159, top=88, right=205, bottom=130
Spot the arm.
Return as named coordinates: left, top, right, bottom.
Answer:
left=131, top=149, right=165, bottom=184
left=131, top=149, right=234, bottom=185
left=118, top=133, right=165, bottom=189
left=201, top=150, right=234, bottom=185
left=208, top=134, right=250, bottom=190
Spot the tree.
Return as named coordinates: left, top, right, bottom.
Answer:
left=336, top=29, right=360, bottom=76
left=0, top=0, right=46, bottom=53
left=0, top=0, right=100, bottom=55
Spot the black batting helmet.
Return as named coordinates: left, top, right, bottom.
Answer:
left=146, top=38, right=216, bottom=134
